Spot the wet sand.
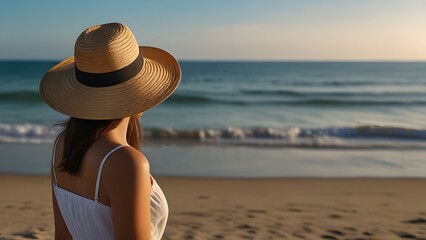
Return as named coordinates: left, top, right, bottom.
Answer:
left=0, top=175, right=425, bottom=240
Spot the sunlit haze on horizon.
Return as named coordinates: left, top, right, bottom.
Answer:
left=0, top=0, right=425, bottom=60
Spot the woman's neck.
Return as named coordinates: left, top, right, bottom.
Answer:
left=102, top=117, right=130, bottom=145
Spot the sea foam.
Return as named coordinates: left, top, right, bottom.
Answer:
left=1, top=123, right=426, bottom=149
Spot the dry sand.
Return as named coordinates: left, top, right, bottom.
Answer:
left=0, top=175, right=425, bottom=240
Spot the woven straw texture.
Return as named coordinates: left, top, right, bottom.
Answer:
left=39, top=23, right=181, bottom=120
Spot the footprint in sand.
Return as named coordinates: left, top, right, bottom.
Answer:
left=183, top=230, right=194, bottom=240
left=274, top=222, right=283, bottom=227
left=328, top=214, right=342, bottom=219
left=343, top=227, right=357, bottom=232
left=327, top=229, right=344, bottom=236
left=13, top=230, right=38, bottom=239
left=403, top=218, right=426, bottom=224
left=186, top=222, right=202, bottom=230
left=244, top=209, right=266, bottom=219
left=212, top=234, right=224, bottom=239
left=237, top=224, right=257, bottom=235
left=269, top=229, right=286, bottom=238
left=19, top=206, right=32, bottom=211
left=292, top=232, right=306, bottom=239
left=320, top=235, right=338, bottom=240
left=394, top=231, right=417, bottom=239
left=190, top=225, right=200, bottom=230
left=198, top=195, right=210, bottom=200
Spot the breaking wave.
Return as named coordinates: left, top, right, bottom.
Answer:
left=2, top=123, right=426, bottom=149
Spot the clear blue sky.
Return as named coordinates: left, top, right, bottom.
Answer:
left=0, top=0, right=425, bottom=60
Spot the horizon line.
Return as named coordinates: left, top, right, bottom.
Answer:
left=1, top=58, right=426, bottom=63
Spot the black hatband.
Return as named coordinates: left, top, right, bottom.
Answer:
left=75, top=52, right=143, bottom=87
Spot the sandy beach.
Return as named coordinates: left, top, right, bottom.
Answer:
left=0, top=175, right=425, bottom=240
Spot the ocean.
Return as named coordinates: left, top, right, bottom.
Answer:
left=1, top=61, right=426, bottom=177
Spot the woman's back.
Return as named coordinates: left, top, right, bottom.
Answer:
left=40, top=22, right=180, bottom=240
left=52, top=132, right=169, bottom=239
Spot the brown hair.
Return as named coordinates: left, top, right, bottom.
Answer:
left=54, top=116, right=142, bottom=175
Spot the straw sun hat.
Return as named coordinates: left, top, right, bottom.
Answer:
left=40, top=22, right=181, bottom=120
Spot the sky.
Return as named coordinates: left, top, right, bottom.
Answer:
left=0, top=0, right=425, bottom=61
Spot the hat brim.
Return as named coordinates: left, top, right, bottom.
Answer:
left=40, top=46, right=181, bottom=120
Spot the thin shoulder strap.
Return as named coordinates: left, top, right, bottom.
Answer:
left=52, top=128, right=65, bottom=184
left=94, top=145, right=127, bottom=202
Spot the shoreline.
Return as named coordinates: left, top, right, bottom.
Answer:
left=1, top=143, right=426, bottom=178
left=1, top=175, right=425, bottom=239
left=2, top=172, right=426, bottom=179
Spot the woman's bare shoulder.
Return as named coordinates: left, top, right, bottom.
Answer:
left=104, top=146, right=150, bottom=178
left=103, top=146, right=151, bottom=209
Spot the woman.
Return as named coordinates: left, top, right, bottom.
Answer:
left=39, top=22, right=181, bottom=239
